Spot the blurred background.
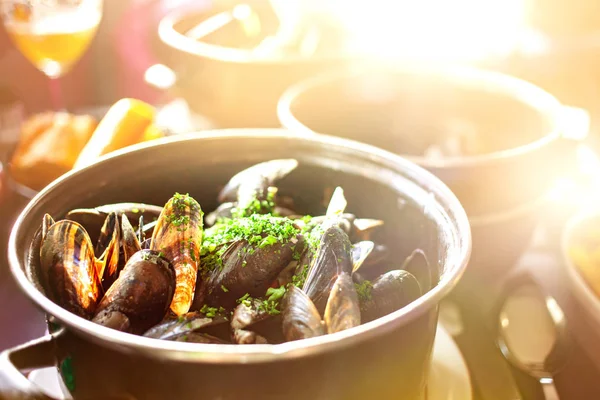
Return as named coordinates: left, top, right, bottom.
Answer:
left=3, top=0, right=600, bottom=399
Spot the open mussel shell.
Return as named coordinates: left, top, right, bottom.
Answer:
left=144, top=311, right=228, bottom=341
left=217, top=159, right=299, bottom=204
left=281, top=285, right=325, bottom=341
left=205, top=202, right=236, bottom=226
left=401, top=249, right=435, bottom=293
left=92, top=249, right=175, bottom=334
left=302, top=213, right=383, bottom=242
left=351, top=241, right=375, bottom=274
left=352, top=244, right=391, bottom=281
left=96, top=212, right=121, bottom=290
left=121, top=214, right=142, bottom=264
left=233, top=329, right=269, bottom=344
left=39, top=220, right=103, bottom=319
left=65, top=202, right=162, bottom=244
left=324, top=272, right=361, bottom=334
left=230, top=299, right=274, bottom=344
left=195, top=234, right=304, bottom=310
left=303, top=225, right=353, bottom=313
left=231, top=299, right=270, bottom=331
left=41, top=214, right=55, bottom=242
left=360, top=270, right=422, bottom=323
left=175, top=332, right=230, bottom=344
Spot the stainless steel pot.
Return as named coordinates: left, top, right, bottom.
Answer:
left=2, top=130, right=471, bottom=400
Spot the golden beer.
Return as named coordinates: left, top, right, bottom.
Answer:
left=4, top=12, right=100, bottom=78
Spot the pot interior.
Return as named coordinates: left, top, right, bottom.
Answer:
left=285, top=69, right=556, bottom=159
left=11, top=131, right=469, bottom=359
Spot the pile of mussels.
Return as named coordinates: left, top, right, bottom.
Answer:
left=33, top=159, right=430, bottom=344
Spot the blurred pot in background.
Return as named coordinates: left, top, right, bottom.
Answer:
left=278, top=63, right=589, bottom=278
left=151, top=0, right=354, bottom=128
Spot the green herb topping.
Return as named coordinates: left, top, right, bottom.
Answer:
left=355, top=280, right=373, bottom=302
left=200, top=214, right=300, bottom=272
left=231, top=187, right=277, bottom=219
left=234, top=285, right=287, bottom=316
left=200, top=304, right=226, bottom=318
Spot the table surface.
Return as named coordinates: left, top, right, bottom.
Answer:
left=1, top=192, right=600, bottom=400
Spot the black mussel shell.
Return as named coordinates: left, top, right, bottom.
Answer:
left=92, top=250, right=175, bottom=334
left=303, top=225, right=353, bottom=313
left=360, top=270, right=422, bottom=323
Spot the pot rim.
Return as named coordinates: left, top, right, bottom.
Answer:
left=158, top=5, right=349, bottom=65
left=277, top=62, right=566, bottom=169
left=8, top=129, right=471, bottom=364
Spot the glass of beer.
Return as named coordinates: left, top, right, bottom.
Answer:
left=0, top=0, right=103, bottom=109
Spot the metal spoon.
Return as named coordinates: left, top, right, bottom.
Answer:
left=496, top=283, right=570, bottom=400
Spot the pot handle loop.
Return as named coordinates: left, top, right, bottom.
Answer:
left=560, top=105, right=590, bottom=141
left=0, top=330, right=64, bottom=400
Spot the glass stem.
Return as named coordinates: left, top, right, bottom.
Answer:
left=49, top=77, right=66, bottom=112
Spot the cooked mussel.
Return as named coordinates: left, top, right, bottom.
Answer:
left=296, top=214, right=383, bottom=243
left=302, top=224, right=353, bottom=313
left=65, top=202, right=162, bottom=243
left=30, top=159, right=431, bottom=346
left=92, top=250, right=175, bottom=334
left=205, top=202, right=236, bottom=226
left=95, top=212, right=121, bottom=290
left=217, top=159, right=298, bottom=204
left=39, top=218, right=103, bottom=319
left=176, top=333, right=230, bottom=344
left=281, top=285, right=325, bottom=341
left=359, top=270, right=422, bottom=323
left=144, top=311, right=228, bottom=341
left=151, top=193, right=203, bottom=316
left=401, top=249, right=434, bottom=293
left=121, top=214, right=142, bottom=264
left=230, top=298, right=272, bottom=344
left=193, top=214, right=304, bottom=310
left=196, top=235, right=303, bottom=310
left=324, top=272, right=361, bottom=334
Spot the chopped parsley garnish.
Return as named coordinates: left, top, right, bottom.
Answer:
left=355, top=280, right=373, bottom=302
left=221, top=285, right=229, bottom=293
left=234, top=286, right=287, bottom=316
left=236, top=293, right=252, bottom=308
left=291, top=263, right=309, bottom=288
left=161, top=193, right=204, bottom=234
left=265, top=285, right=286, bottom=302
left=231, top=187, right=277, bottom=219
left=199, top=304, right=226, bottom=318
left=200, top=214, right=300, bottom=272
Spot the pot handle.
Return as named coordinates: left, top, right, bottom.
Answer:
left=560, top=105, right=590, bottom=141
left=0, top=330, right=64, bottom=400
